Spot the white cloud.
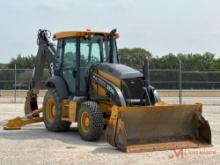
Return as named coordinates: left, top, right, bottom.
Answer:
left=36, top=0, right=74, bottom=10
left=111, top=0, right=136, bottom=8
left=34, top=0, right=137, bottom=11
left=94, top=0, right=136, bottom=9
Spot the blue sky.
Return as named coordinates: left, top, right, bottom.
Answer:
left=1, top=0, right=220, bottom=63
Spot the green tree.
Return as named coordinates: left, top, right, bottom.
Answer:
left=0, top=63, right=7, bottom=69
left=178, top=52, right=216, bottom=71
left=150, top=53, right=179, bottom=69
left=7, top=54, right=36, bottom=69
left=119, top=48, right=152, bottom=69
left=213, top=57, right=220, bottom=70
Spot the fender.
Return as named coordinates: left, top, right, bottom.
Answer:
left=45, top=76, right=68, bottom=99
left=90, top=73, right=126, bottom=106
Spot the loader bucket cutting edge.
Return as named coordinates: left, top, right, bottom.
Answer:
left=105, top=104, right=212, bottom=153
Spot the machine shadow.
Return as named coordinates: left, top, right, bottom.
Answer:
left=0, top=122, right=120, bottom=154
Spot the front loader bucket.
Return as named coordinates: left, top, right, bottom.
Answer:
left=106, top=104, right=211, bottom=153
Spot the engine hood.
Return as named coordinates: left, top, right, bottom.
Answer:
left=93, top=63, right=143, bottom=79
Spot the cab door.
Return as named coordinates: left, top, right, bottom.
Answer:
left=61, top=39, right=77, bottom=94
left=79, top=37, right=101, bottom=95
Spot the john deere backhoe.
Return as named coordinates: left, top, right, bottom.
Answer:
left=4, top=29, right=212, bottom=152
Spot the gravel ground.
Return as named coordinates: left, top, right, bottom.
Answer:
left=0, top=97, right=219, bottom=165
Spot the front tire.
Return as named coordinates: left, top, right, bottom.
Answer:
left=78, top=101, right=104, bottom=141
left=43, top=88, right=71, bottom=132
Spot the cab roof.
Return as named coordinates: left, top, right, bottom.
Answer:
left=53, top=29, right=119, bottom=40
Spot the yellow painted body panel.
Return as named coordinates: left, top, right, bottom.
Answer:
left=53, top=30, right=119, bottom=40
left=91, top=82, right=106, bottom=96
left=90, top=70, right=121, bottom=122
left=98, top=70, right=121, bottom=88
left=99, top=102, right=113, bottom=113
left=62, top=100, right=77, bottom=122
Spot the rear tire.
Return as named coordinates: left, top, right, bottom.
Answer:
left=43, top=88, right=71, bottom=132
left=78, top=101, right=104, bottom=141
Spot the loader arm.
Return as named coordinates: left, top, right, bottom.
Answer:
left=25, top=29, right=56, bottom=115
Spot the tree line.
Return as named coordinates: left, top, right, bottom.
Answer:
left=119, top=48, right=220, bottom=71
left=1, top=48, right=220, bottom=71
left=118, top=48, right=220, bottom=89
left=0, top=48, right=220, bottom=89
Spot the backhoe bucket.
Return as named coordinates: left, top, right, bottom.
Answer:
left=106, top=103, right=211, bottom=153
left=3, top=109, right=43, bottom=130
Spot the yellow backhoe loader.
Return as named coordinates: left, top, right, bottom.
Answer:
left=4, top=29, right=212, bottom=152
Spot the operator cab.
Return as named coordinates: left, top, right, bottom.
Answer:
left=53, top=30, right=119, bottom=96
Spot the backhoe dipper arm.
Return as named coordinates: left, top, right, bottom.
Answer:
left=25, top=29, right=56, bottom=115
